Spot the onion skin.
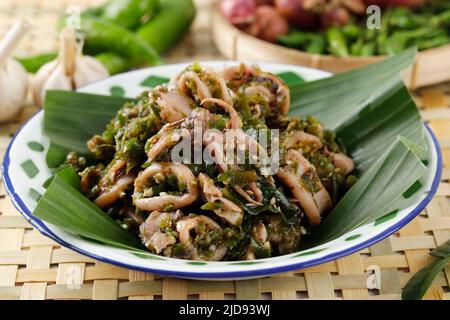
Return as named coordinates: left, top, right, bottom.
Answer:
left=255, top=0, right=274, bottom=4
left=363, top=0, right=424, bottom=7
left=363, top=0, right=389, bottom=5
left=274, top=0, right=320, bottom=30
left=389, top=0, right=424, bottom=6
left=220, top=0, right=257, bottom=27
left=248, top=5, right=290, bottom=42
left=320, top=7, right=351, bottom=28
left=342, top=0, right=366, bottom=14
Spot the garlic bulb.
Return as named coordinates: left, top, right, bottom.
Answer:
left=33, top=28, right=109, bottom=106
left=0, top=19, right=30, bottom=122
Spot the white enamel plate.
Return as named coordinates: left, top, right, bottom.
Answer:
left=2, top=62, right=442, bottom=280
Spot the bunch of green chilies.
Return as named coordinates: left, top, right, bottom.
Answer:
left=278, top=3, right=450, bottom=57
left=18, top=0, right=196, bottom=74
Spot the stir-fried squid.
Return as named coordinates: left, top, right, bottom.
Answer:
left=277, top=149, right=332, bottom=225
left=134, top=162, right=198, bottom=211
left=177, top=215, right=228, bottom=261
left=72, top=63, right=356, bottom=261
left=222, top=63, right=290, bottom=113
left=93, top=159, right=136, bottom=208
left=198, top=173, right=243, bottom=226
left=201, top=98, right=242, bottom=129
left=155, top=88, right=195, bottom=123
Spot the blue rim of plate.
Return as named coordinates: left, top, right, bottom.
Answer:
left=1, top=108, right=443, bottom=279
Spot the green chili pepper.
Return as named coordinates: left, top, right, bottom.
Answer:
left=433, top=1, right=450, bottom=12
left=385, top=28, right=445, bottom=54
left=81, top=16, right=161, bottom=66
left=350, top=37, right=363, bottom=56
left=82, top=5, right=106, bottom=17
left=389, top=8, right=425, bottom=29
left=345, top=5, right=450, bottom=57
left=278, top=30, right=326, bottom=54
left=101, top=0, right=159, bottom=29
left=341, top=24, right=360, bottom=40
left=306, top=34, right=326, bottom=54
left=388, top=8, right=410, bottom=28
left=326, top=28, right=349, bottom=57
left=416, top=35, right=450, bottom=50
left=16, top=53, right=57, bottom=73
left=407, top=28, right=447, bottom=47
left=95, top=52, right=130, bottom=75
left=137, top=0, right=196, bottom=53
left=385, top=32, right=413, bottom=54
left=434, top=10, right=450, bottom=25
left=376, top=35, right=388, bottom=55
left=374, top=8, right=393, bottom=55
left=350, top=44, right=362, bottom=56
left=57, top=4, right=104, bottom=30
left=360, top=42, right=376, bottom=56
left=278, top=31, right=310, bottom=49
left=364, top=28, right=377, bottom=42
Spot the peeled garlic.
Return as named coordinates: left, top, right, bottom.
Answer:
left=0, top=19, right=30, bottom=122
left=33, top=28, right=109, bottom=106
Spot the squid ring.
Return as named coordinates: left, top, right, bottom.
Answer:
left=133, top=162, right=199, bottom=211
left=94, top=159, right=135, bottom=208
left=177, top=215, right=227, bottom=261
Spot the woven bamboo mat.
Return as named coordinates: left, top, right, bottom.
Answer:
left=0, top=0, right=449, bottom=300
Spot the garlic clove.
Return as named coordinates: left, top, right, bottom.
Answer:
left=0, top=19, right=31, bottom=122
left=73, top=55, right=109, bottom=88
left=32, top=28, right=109, bottom=107
left=11, top=58, right=28, bottom=86
left=32, top=60, right=59, bottom=107
left=39, top=65, right=72, bottom=106
left=0, top=60, right=28, bottom=121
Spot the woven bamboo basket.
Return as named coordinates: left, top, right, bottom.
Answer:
left=211, top=4, right=450, bottom=90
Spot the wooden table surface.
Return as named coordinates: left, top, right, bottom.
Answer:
left=0, top=0, right=449, bottom=300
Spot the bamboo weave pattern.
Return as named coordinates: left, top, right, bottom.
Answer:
left=0, top=0, right=448, bottom=300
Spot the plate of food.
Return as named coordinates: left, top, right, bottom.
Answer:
left=2, top=51, right=441, bottom=280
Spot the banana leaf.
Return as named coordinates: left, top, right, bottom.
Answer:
left=34, top=49, right=429, bottom=251
left=307, top=136, right=426, bottom=245
left=402, top=240, right=450, bottom=300
left=34, top=167, right=145, bottom=251
left=44, top=90, right=134, bottom=155
left=289, top=48, right=416, bottom=128
left=289, top=48, right=425, bottom=173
